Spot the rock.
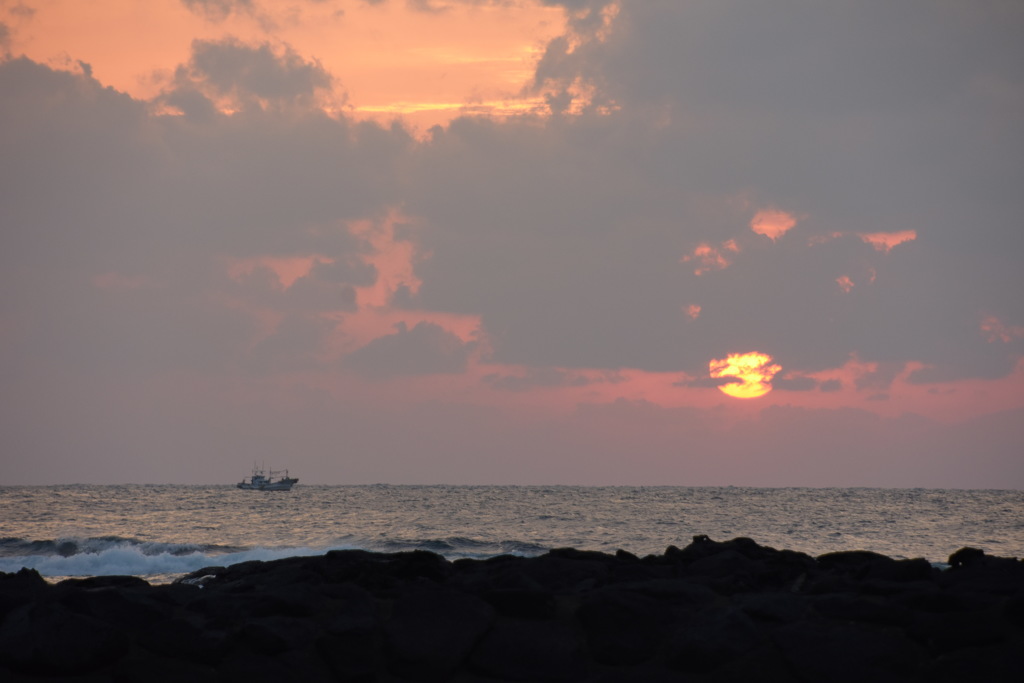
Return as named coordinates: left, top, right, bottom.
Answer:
left=619, top=577, right=718, bottom=608
left=515, top=550, right=612, bottom=592
left=817, top=550, right=898, bottom=578
left=738, top=592, right=810, bottom=623
left=244, top=583, right=323, bottom=618
left=907, top=609, right=1009, bottom=652
left=57, top=584, right=167, bottom=628
left=0, top=568, right=48, bottom=619
left=136, top=616, right=230, bottom=665
left=813, top=593, right=912, bottom=626
left=0, top=601, right=128, bottom=675
left=773, top=619, right=925, bottom=682
left=111, top=651, right=218, bottom=683
left=917, top=640, right=1022, bottom=682
left=577, top=588, right=675, bottom=665
left=948, top=547, right=986, bottom=568
left=217, top=649, right=334, bottom=683
left=0, top=538, right=1019, bottom=680
left=1004, top=594, right=1024, bottom=627
left=469, top=618, right=588, bottom=682
left=482, top=588, right=557, bottom=619
left=896, top=587, right=971, bottom=614
left=666, top=607, right=764, bottom=674
left=687, top=549, right=756, bottom=579
left=384, top=587, right=494, bottom=681
left=316, top=630, right=378, bottom=683
left=57, top=575, right=151, bottom=589
left=942, top=548, right=1024, bottom=596
left=866, top=557, right=935, bottom=582
left=315, top=584, right=380, bottom=681
left=234, top=616, right=320, bottom=655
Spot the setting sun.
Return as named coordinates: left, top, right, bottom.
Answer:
left=709, top=352, right=782, bottom=399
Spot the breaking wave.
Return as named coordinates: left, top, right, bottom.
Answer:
left=0, top=536, right=326, bottom=580
left=0, top=534, right=549, bottom=580
left=361, top=536, right=548, bottom=559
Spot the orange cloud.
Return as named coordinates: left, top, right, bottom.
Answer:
left=685, top=304, right=702, bottom=320
left=857, top=230, right=917, bottom=253
left=709, top=351, right=782, bottom=399
left=836, top=275, right=854, bottom=293
left=349, top=209, right=423, bottom=309
left=7, top=0, right=567, bottom=131
left=750, top=209, right=797, bottom=241
left=682, top=239, right=739, bottom=276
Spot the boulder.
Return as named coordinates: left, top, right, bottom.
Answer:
left=666, top=607, right=764, bottom=674
left=0, top=601, right=128, bottom=675
left=384, top=587, right=494, bottom=681
left=773, top=619, right=924, bottom=682
left=469, top=618, right=588, bottom=682
left=577, top=588, right=675, bottom=665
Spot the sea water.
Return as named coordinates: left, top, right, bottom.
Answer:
left=1, top=485, right=1021, bottom=583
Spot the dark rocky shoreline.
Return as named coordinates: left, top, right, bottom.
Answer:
left=2, top=536, right=1022, bottom=681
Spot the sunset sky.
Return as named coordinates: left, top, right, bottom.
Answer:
left=2, top=0, right=1022, bottom=486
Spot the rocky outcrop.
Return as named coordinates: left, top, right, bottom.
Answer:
left=1, top=537, right=1021, bottom=681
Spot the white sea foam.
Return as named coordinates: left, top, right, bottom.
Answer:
left=0, top=543, right=348, bottom=579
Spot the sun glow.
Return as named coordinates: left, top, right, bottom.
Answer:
left=709, top=351, right=782, bottom=399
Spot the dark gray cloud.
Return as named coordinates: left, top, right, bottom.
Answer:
left=675, top=376, right=740, bottom=390
left=175, top=38, right=334, bottom=107
left=820, top=379, right=843, bottom=393
left=245, top=313, right=337, bottom=373
left=6, top=5, right=1019, bottom=388
left=0, top=47, right=410, bottom=383
left=344, top=321, right=476, bottom=377
left=180, top=0, right=256, bottom=22
left=773, top=376, right=818, bottom=392
left=271, top=258, right=374, bottom=312
left=402, top=0, right=1024, bottom=381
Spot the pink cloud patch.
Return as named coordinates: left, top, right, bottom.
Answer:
left=981, top=315, right=1024, bottom=343
left=750, top=209, right=797, bottom=241
left=682, top=240, right=739, bottom=276
left=857, top=230, right=917, bottom=253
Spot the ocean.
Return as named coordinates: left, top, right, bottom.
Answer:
left=2, top=485, right=1021, bottom=584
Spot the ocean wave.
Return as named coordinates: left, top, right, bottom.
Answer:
left=0, top=534, right=549, bottom=579
left=0, top=535, right=239, bottom=559
left=367, top=536, right=549, bottom=559
left=0, top=536, right=332, bottom=579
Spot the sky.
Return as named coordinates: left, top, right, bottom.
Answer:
left=1, top=0, right=1022, bottom=487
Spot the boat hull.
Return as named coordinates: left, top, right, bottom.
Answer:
left=237, top=478, right=297, bottom=491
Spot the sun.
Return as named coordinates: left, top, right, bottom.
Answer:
left=709, top=351, right=782, bottom=399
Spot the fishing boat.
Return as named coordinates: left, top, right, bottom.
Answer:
left=237, top=465, right=298, bottom=491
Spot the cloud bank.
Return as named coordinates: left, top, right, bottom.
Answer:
left=1, top=0, right=1022, bottom=485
